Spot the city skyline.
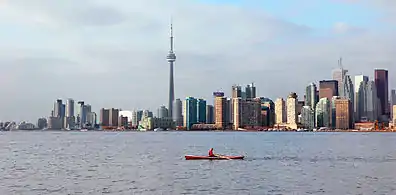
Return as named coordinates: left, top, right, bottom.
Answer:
left=0, top=0, right=396, bottom=122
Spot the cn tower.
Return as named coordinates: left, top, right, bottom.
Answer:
left=166, top=21, right=176, bottom=118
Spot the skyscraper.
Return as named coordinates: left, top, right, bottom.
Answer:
left=100, top=108, right=110, bottom=126
left=301, top=106, right=315, bottom=129
left=245, top=83, right=256, bottom=99
left=286, top=93, right=298, bottom=128
left=305, top=83, right=317, bottom=110
left=184, top=97, right=197, bottom=130
left=197, top=99, right=207, bottom=123
left=166, top=21, right=176, bottom=118
left=343, top=75, right=354, bottom=105
left=334, top=97, right=353, bottom=130
left=391, top=89, right=396, bottom=121
left=332, top=57, right=348, bottom=97
left=233, top=98, right=261, bottom=130
left=157, top=106, right=168, bottom=119
left=232, top=85, right=242, bottom=98
left=172, top=99, right=183, bottom=127
left=374, top=69, right=389, bottom=117
left=354, top=75, right=369, bottom=121
left=366, top=81, right=379, bottom=121
left=316, top=98, right=330, bottom=128
left=66, top=98, right=75, bottom=117
left=214, top=92, right=227, bottom=129
left=53, top=99, right=63, bottom=117
left=206, top=105, right=214, bottom=124
left=319, top=80, right=339, bottom=100
left=275, top=98, right=286, bottom=124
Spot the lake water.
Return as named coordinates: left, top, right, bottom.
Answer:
left=0, top=131, right=395, bottom=195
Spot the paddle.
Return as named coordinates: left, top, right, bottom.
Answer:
left=215, top=154, right=231, bottom=160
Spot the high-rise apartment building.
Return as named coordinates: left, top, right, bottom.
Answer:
left=232, top=85, right=242, bottom=98
left=66, top=98, right=74, bottom=117
left=214, top=92, right=227, bottom=129
left=260, top=97, right=275, bottom=127
left=301, top=106, right=315, bottom=129
left=275, top=98, right=286, bottom=124
left=172, top=99, right=183, bottom=127
left=233, top=98, right=261, bottom=130
left=184, top=97, right=198, bottom=130
left=206, top=105, right=214, bottom=124
left=374, top=69, right=389, bottom=116
left=109, top=108, right=120, bottom=127
left=305, top=83, right=318, bottom=110
left=334, top=97, right=353, bottom=130
left=197, top=99, right=207, bottom=123
left=53, top=99, right=63, bottom=118
left=157, top=106, right=168, bottom=119
left=245, top=83, right=256, bottom=99
left=286, top=93, right=298, bottom=128
left=316, top=98, right=330, bottom=128
left=319, top=80, right=339, bottom=101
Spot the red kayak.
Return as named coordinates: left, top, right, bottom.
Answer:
left=185, top=155, right=244, bottom=160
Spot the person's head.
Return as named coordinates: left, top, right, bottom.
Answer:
left=210, top=148, right=213, bottom=150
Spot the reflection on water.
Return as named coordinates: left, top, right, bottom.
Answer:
left=0, top=131, right=396, bottom=194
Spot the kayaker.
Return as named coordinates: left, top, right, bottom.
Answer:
left=208, top=148, right=216, bottom=157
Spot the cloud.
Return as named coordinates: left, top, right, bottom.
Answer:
left=0, top=0, right=394, bottom=122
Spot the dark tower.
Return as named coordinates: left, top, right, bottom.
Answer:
left=374, top=69, right=389, bottom=117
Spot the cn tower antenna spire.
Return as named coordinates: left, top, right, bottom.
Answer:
left=166, top=17, right=176, bottom=118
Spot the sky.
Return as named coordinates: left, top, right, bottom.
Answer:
left=0, top=0, right=396, bottom=122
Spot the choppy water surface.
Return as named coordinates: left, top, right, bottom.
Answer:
left=0, top=131, right=396, bottom=195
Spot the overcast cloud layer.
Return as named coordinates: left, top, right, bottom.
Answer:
left=0, top=0, right=395, bottom=121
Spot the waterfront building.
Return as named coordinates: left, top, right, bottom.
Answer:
left=335, top=97, right=353, bottom=130
left=232, top=85, right=242, bottom=98
left=206, top=105, right=214, bottom=124
left=197, top=99, right=207, bottom=123
left=140, top=117, right=175, bottom=130
left=47, top=116, right=62, bottom=129
left=319, top=80, right=339, bottom=101
left=286, top=93, right=298, bottom=128
left=260, top=97, right=275, bottom=127
left=172, top=99, right=183, bottom=126
left=343, top=75, right=354, bottom=107
left=316, top=98, right=330, bottom=128
left=118, top=116, right=128, bottom=128
left=66, top=98, right=74, bottom=117
left=366, top=81, right=379, bottom=121
left=53, top=99, right=63, bottom=118
left=157, top=106, right=168, bottom=119
left=233, top=98, right=261, bottom=130
left=275, top=98, right=287, bottom=124
left=100, top=108, right=110, bottom=126
left=184, top=97, right=198, bottom=130
left=214, top=92, right=227, bottom=129
left=301, top=106, right=315, bottom=129
left=305, top=83, right=318, bottom=110
left=37, top=118, right=47, bottom=130
left=131, top=111, right=138, bottom=127
left=374, top=69, right=389, bottom=117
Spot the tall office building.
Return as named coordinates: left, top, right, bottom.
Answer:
left=157, top=106, right=168, bottom=119
left=184, top=97, right=197, bottom=130
left=275, top=98, right=286, bottom=124
left=332, top=58, right=348, bottom=97
left=166, top=21, right=176, bottom=118
left=316, top=98, right=330, bottom=128
left=343, top=75, right=354, bottom=105
left=197, top=99, right=206, bottom=123
left=245, top=83, right=256, bottom=99
left=335, top=97, right=353, bottom=130
left=214, top=92, right=227, bottom=129
left=354, top=75, right=369, bottom=121
left=100, top=108, right=110, bottom=126
left=301, top=106, right=315, bottom=129
left=260, top=97, right=275, bottom=127
left=173, top=99, right=183, bottom=127
left=319, top=80, right=339, bottom=100
left=374, top=69, right=389, bottom=117
left=305, top=83, right=318, bottom=110
left=206, top=105, right=214, bottom=124
left=366, top=81, right=379, bottom=121
left=286, top=93, right=298, bottom=127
